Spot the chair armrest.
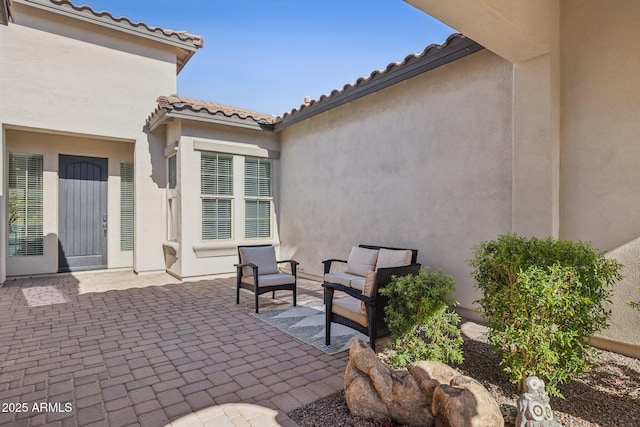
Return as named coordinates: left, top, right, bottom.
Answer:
left=277, top=259, right=299, bottom=277
left=234, top=262, right=258, bottom=269
left=322, top=281, right=373, bottom=302
left=234, top=262, right=258, bottom=279
left=322, top=259, right=348, bottom=274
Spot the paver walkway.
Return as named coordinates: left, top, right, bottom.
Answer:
left=0, top=271, right=348, bottom=426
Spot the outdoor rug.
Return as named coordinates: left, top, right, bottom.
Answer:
left=248, top=299, right=368, bottom=355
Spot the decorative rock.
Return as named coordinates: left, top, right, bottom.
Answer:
left=411, top=360, right=461, bottom=385
left=344, top=362, right=390, bottom=419
left=345, top=338, right=433, bottom=426
left=411, top=361, right=461, bottom=403
left=432, top=376, right=505, bottom=427
left=344, top=339, right=504, bottom=427
left=515, top=376, right=562, bottom=427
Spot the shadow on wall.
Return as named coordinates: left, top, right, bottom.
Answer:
left=144, top=126, right=168, bottom=189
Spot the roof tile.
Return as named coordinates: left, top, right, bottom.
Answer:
left=49, top=0, right=203, bottom=48
left=148, top=95, right=277, bottom=127
left=278, top=33, right=470, bottom=120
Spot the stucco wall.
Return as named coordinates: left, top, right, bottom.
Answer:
left=278, top=49, right=513, bottom=311
left=560, top=0, right=640, bottom=349
left=167, top=120, right=281, bottom=279
left=0, top=2, right=179, bottom=279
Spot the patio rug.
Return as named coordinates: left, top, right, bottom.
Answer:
left=248, top=298, right=368, bottom=355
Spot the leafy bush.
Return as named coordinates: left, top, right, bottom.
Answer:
left=469, top=234, right=623, bottom=397
left=380, top=268, right=463, bottom=368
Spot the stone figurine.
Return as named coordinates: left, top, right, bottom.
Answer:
left=516, top=376, right=562, bottom=427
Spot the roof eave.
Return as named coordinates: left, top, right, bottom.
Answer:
left=275, top=35, right=484, bottom=131
left=13, top=0, right=201, bottom=69
left=149, top=109, right=275, bottom=132
left=177, top=47, right=197, bottom=74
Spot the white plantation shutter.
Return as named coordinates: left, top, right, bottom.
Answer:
left=120, top=162, right=134, bottom=251
left=201, top=153, right=233, bottom=240
left=244, top=158, right=272, bottom=238
left=201, top=153, right=233, bottom=196
left=8, top=153, right=44, bottom=257
left=202, top=199, right=232, bottom=239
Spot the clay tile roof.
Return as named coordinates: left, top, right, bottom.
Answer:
left=147, top=95, right=277, bottom=127
left=49, top=0, right=203, bottom=48
left=278, top=33, right=477, bottom=124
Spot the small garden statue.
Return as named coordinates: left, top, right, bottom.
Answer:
left=516, top=376, right=562, bottom=427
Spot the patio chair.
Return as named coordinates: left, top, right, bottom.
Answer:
left=235, top=244, right=298, bottom=313
left=323, top=245, right=420, bottom=349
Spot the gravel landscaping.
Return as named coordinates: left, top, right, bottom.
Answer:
left=289, top=338, right=640, bottom=427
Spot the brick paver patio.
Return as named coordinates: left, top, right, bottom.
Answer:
left=0, top=271, right=348, bottom=426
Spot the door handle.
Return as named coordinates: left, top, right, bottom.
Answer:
left=102, top=214, right=108, bottom=237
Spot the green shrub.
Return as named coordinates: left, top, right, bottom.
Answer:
left=380, top=268, right=464, bottom=368
left=469, top=234, right=623, bottom=397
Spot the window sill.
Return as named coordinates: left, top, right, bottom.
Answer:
left=193, top=239, right=280, bottom=258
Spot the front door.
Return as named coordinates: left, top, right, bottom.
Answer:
left=58, top=155, right=108, bottom=272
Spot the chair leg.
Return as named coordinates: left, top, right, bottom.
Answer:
left=293, top=286, right=297, bottom=307
left=272, top=291, right=275, bottom=299
left=325, top=313, right=331, bottom=346
left=368, top=323, right=376, bottom=350
left=255, top=291, right=259, bottom=314
left=236, top=286, right=240, bottom=305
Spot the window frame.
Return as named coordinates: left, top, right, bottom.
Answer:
left=244, top=157, right=273, bottom=239
left=8, top=152, right=44, bottom=257
left=201, top=152, right=234, bottom=241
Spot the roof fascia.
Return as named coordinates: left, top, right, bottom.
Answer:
left=151, top=110, right=275, bottom=132
left=275, top=37, right=484, bottom=131
left=147, top=109, right=169, bottom=133
left=13, top=0, right=198, bottom=52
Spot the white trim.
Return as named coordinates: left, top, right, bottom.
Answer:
left=194, top=140, right=279, bottom=159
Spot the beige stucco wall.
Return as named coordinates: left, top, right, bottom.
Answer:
left=560, top=0, right=640, bottom=350
left=405, top=0, right=640, bottom=354
left=0, top=2, right=179, bottom=280
left=164, top=119, right=281, bottom=279
left=5, top=130, right=134, bottom=275
left=279, top=49, right=513, bottom=311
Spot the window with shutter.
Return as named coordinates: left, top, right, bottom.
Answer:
left=201, top=153, right=233, bottom=240
left=244, top=157, right=272, bottom=238
left=120, top=162, right=134, bottom=251
left=8, top=153, right=44, bottom=257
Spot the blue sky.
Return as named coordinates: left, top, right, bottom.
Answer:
left=78, top=1, right=455, bottom=115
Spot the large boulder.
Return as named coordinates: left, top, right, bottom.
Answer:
left=432, top=375, right=505, bottom=427
left=344, top=338, right=505, bottom=427
left=345, top=338, right=433, bottom=426
left=410, top=361, right=461, bottom=403
left=344, top=362, right=390, bottom=419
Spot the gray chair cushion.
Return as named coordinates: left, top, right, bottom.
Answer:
left=324, top=272, right=363, bottom=288
left=375, top=248, right=413, bottom=270
left=239, top=246, right=279, bottom=277
left=242, top=273, right=295, bottom=287
left=344, top=246, right=379, bottom=277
